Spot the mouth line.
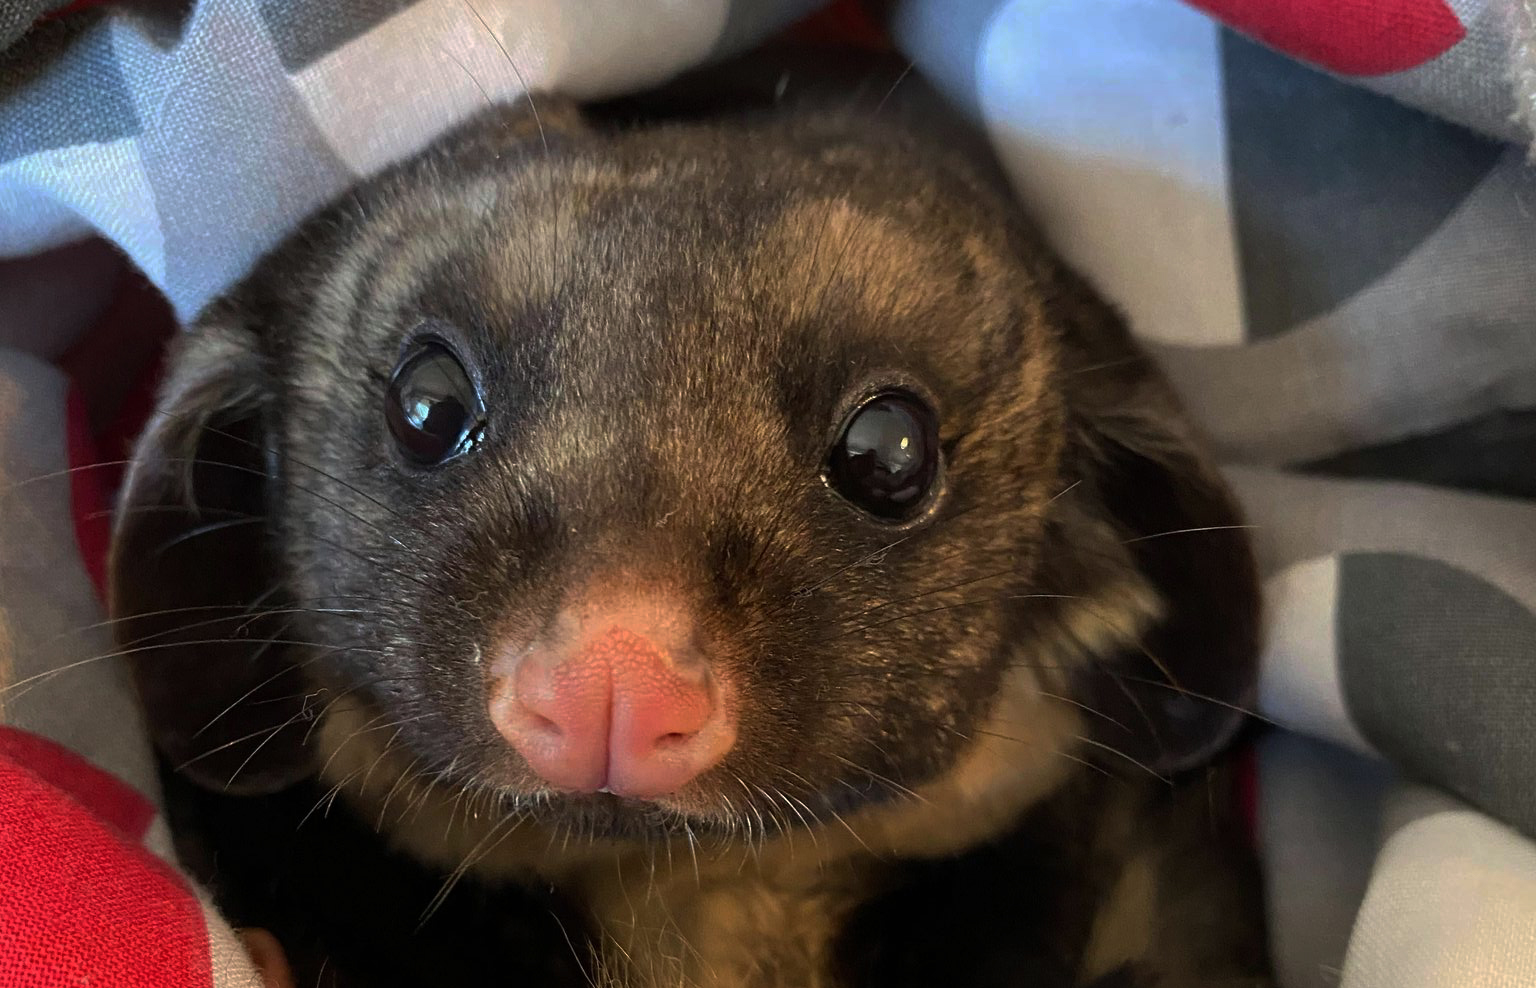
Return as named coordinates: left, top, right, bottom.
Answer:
left=455, top=774, right=897, bottom=844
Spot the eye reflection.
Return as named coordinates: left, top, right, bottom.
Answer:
left=824, top=392, right=940, bottom=521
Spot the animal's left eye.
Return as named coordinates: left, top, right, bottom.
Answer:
left=385, top=339, right=485, bottom=466
left=823, top=391, right=940, bottom=522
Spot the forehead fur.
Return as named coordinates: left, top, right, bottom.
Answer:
left=284, top=118, right=1052, bottom=418
left=261, top=121, right=1062, bottom=548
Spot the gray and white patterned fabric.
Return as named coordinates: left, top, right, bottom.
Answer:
left=0, top=0, right=823, bottom=322
left=4, top=1, right=1536, bottom=986
left=0, top=0, right=65, bottom=52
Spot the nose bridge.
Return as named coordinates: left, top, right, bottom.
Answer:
left=521, top=337, right=786, bottom=604
left=534, top=397, right=684, bottom=535
left=557, top=320, right=774, bottom=509
left=562, top=528, right=704, bottom=606
left=562, top=582, right=699, bottom=667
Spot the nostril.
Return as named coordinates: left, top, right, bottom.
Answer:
left=528, top=712, right=563, bottom=737
left=488, top=645, right=613, bottom=794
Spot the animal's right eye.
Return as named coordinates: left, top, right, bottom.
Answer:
left=385, top=339, right=485, bottom=466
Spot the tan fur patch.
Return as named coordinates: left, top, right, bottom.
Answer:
left=1079, top=851, right=1158, bottom=982
left=748, top=200, right=953, bottom=327
left=318, top=656, right=1106, bottom=987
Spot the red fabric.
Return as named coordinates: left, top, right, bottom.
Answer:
left=1236, top=741, right=1260, bottom=848
left=1186, top=0, right=1464, bottom=76
left=56, top=262, right=175, bottom=469
left=785, top=0, right=892, bottom=50
left=39, top=0, right=119, bottom=21
left=0, top=729, right=211, bottom=988
left=104, top=342, right=168, bottom=470
left=0, top=728, right=154, bottom=842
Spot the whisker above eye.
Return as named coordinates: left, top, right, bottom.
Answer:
left=456, top=0, right=549, bottom=159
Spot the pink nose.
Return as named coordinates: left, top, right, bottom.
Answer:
left=488, top=601, right=735, bottom=799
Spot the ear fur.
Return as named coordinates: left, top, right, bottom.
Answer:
left=1080, top=409, right=1261, bottom=776
left=1049, top=267, right=1262, bottom=778
left=108, top=310, right=314, bottom=795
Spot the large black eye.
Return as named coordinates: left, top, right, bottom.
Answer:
left=824, top=391, right=940, bottom=521
left=385, top=340, right=485, bottom=466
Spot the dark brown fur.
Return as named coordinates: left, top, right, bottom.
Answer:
left=109, top=64, right=1268, bottom=987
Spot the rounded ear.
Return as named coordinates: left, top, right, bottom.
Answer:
left=1049, top=270, right=1263, bottom=778
left=109, top=316, right=313, bottom=795
left=1081, top=420, right=1261, bottom=777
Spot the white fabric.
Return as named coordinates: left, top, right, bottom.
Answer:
left=0, top=350, right=160, bottom=801
left=1343, top=786, right=1536, bottom=987
left=1256, top=555, right=1374, bottom=755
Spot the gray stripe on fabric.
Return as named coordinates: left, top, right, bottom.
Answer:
left=1339, top=551, right=1536, bottom=838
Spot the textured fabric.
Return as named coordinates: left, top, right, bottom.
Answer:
left=1343, top=786, right=1536, bottom=987
left=0, top=0, right=70, bottom=53
left=0, top=344, right=278, bottom=986
left=897, top=0, right=1536, bottom=461
left=0, top=0, right=824, bottom=322
left=1222, top=467, right=1536, bottom=811
left=0, top=728, right=233, bottom=988
left=0, top=350, right=161, bottom=799
left=1257, top=733, right=1391, bottom=988
left=1184, top=0, right=1467, bottom=76
left=1338, top=552, right=1536, bottom=837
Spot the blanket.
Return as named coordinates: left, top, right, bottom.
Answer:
left=3, top=1, right=1536, bottom=985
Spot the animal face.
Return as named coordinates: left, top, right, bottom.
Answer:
left=109, top=101, right=1260, bottom=854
